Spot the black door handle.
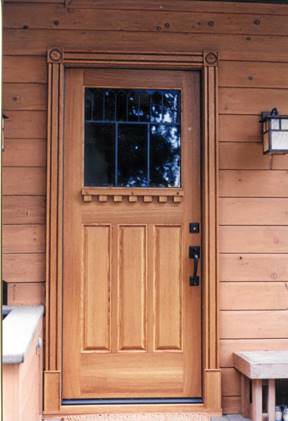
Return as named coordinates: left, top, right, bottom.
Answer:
left=189, top=246, right=200, bottom=286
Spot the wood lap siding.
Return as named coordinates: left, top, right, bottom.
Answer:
left=3, top=0, right=288, bottom=412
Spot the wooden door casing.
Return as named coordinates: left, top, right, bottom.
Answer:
left=62, top=68, right=201, bottom=399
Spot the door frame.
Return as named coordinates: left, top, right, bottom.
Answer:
left=44, top=47, right=220, bottom=416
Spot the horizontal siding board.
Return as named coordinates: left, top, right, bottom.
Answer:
left=272, top=154, right=288, bottom=170
left=220, top=87, right=288, bottom=115
left=219, top=114, right=260, bottom=142
left=5, top=30, right=288, bottom=62
left=5, top=5, right=288, bottom=36
left=221, top=310, right=288, bottom=339
left=221, top=338, right=288, bottom=367
left=3, top=83, right=47, bottom=111
left=220, top=254, right=288, bottom=282
left=220, top=198, right=288, bottom=225
left=7, top=282, right=45, bottom=305
left=220, top=170, right=288, bottom=197
left=222, top=368, right=241, bottom=397
left=3, top=56, right=47, bottom=83
left=3, top=195, right=46, bottom=224
left=220, top=226, right=288, bottom=253
left=3, top=140, right=46, bottom=167
left=66, top=0, right=288, bottom=15
left=221, top=282, right=288, bottom=310
left=219, top=143, right=271, bottom=170
left=3, top=253, right=45, bottom=283
left=3, top=224, right=45, bottom=253
left=4, top=111, right=47, bottom=139
left=3, top=167, right=46, bottom=195
left=222, top=396, right=241, bottom=414
left=220, top=61, right=288, bottom=89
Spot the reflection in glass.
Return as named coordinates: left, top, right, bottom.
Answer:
left=84, top=88, right=181, bottom=187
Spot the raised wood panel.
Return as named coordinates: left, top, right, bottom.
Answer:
left=83, top=225, right=111, bottom=351
left=3, top=83, right=47, bottom=111
left=5, top=5, right=288, bottom=36
left=222, top=367, right=241, bottom=397
left=3, top=56, right=47, bottom=83
left=219, top=143, right=271, bottom=170
left=221, top=282, right=288, bottom=310
left=220, top=198, right=288, bottom=225
left=155, top=225, right=182, bottom=351
left=7, top=281, right=45, bottom=305
left=119, top=225, right=146, bottom=351
left=220, top=170, right=288, bottom=198
left=220, top=339, right=288, bottom=367
left=220, top=87, right=288, bottom=115
left=272, top=154, right=288, bottom=170
left=220, top=61, right=288, bottom=89
left=220, top=254, right=288, bottom=282
left=3, top=253, right=45, bottom=283
left=3, top=224, right=45, bottom=253
left=4, top=111, right=47, bottom=139
left=5, top=30, right=288, bottom=62
left=3, top=167, right=46, bottom=195
left=222, top=396, right=241, bottom=414
left=219, top=115, right=260, bottom=142
left=3, top=195, right=45, bottom=224
left=220, top=226, right=288, bottom=253
left=3, top=140, right=46, bottom=167
left=221, top=311, right=288, bottom=339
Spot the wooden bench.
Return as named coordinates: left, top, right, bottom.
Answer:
left=233, top=351, right=288, bottom=421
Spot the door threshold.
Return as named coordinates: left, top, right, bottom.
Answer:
left=62, top=398, right=203, bottom=406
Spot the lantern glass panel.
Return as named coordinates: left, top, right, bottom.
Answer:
left=271, top=119, right=280, bottom=130
left=281, top=119, right=288, bottom=130
left=271, top=131, right=288, bottom=151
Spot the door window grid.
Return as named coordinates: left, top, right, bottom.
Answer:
left=84, top=88, right=181, bottom=188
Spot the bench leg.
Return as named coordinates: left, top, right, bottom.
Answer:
left=252, top=379, right=263, bottom=421
left=268, top=379, right=276, bottom=421
left=241, top=375, right=250, bottom=417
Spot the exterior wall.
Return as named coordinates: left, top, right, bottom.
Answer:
left=3, top=0, right=288, bottom=413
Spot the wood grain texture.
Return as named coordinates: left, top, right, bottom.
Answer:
left=219, top=115, right=260, bottom=142
left=220, top=226, right=288, bottom=253
left=219, top=143, right=271, bottom=170
left=220, top=198, right=288, bottom=225
left=3, top=83, right=47, bottom=111
left=7, top=281, right=45, bottom=305
left=3, top=253, right=45, bottom=283
left=3, top=56, right=47, bottom=83
left=222, top=368, right=241, bottom=397
left=4, top=111, right=47, bottom=139
left=3, top=224, right=45, bottom=253
left=221, top=311, right=288, bottom=339
left=3, top=140, right=46, bottom=167
left=220, top=61, right=288, bottom=89
left=220, top=282, right=288, bottom=310
left=222, top=396, right=241, bottom=414
left=3, top=195, right=45, bottom=224
left=3, top=167, right=46, bottom=195
left=220, top=254, right=288, bottom=282
left=220, top=170, right=288, bottom=198
left=272, top=154, right=288, bottom=170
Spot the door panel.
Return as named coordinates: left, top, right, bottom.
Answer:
left=62, top=68, right=202, bottom=399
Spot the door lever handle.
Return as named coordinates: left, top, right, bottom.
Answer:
left=189, top=246, right=200, bottom=286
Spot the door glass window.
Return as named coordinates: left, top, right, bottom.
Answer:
left=84, top=88, right=181, bottom=187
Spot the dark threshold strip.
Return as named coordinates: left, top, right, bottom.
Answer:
left=62, top=397, right=203, bottom=406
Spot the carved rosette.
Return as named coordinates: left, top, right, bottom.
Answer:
left=47, top=47, right=64, bottom=64
left=204, top=51, right=218, bottom=67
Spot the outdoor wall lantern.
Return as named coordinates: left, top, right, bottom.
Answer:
left=261, top=108, right=288, bottom=154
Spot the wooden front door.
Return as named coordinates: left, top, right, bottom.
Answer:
left=62, top=68, right=202, bottom=401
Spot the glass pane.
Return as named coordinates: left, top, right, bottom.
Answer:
left=84, top=123, right=115, bottom=186
left=150, top=124, right=181, bottom=187
left=271, top=131, right=288, bottom=151
left=84, top=88, right=181, bottom=188
left=118, top=124, right=148, bottom=187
